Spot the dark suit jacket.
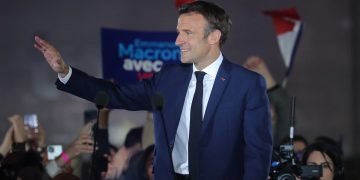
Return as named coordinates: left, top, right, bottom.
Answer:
left=56, top=58, right=273, bottom=180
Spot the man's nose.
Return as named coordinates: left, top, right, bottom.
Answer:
left=175, top=34, right=184, bottom=46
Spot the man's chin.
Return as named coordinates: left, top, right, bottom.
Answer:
left=180, top=58, right=193, bottom=64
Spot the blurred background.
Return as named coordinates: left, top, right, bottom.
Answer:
left=0, top=0, right=359, bottom=159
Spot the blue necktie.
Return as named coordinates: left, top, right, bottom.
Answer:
left=188, top=71, right=206, bottom=179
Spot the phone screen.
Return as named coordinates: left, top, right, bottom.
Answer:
left=24, top=114, right=39, bottom=141
left=47, top=145, right=63, bottom=160
left=24, top=114, right=38, bottom=128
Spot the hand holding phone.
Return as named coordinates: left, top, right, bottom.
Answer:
left=24, top=114, right=39, bottom=138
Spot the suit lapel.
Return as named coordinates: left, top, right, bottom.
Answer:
left=202, top=59, right=231, bottom=134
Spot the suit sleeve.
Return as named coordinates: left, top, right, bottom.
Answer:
left=55, top=67, right=155, bottom=111
left=243, top=74, right=273, bottom=179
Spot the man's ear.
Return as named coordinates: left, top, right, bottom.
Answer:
left=208, top=29, right=221, bottom=45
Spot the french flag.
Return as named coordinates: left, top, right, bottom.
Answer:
left=175, top=0, right=196, bottom=8
left=264, top=8, right=303, bottom=85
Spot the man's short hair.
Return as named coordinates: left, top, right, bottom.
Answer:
left=178, top=1, right=232, bottom=46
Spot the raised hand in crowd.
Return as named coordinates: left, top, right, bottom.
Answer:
left=0, top=126, right=14, bottom=157
left=8, top=114, right=27, bottom=144
left=34, top=36, right=69, bottom=76
left=102, top=146, right=131, bottom=179
left=59, top=122, right=95, bottom=167
left=46, top=122, right=95, bottom=178
left=102, top=126, right=143, bottom=180
left=243, top=56, right=277, bottom=90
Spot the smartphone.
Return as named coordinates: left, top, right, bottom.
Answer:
left=47, top=145, right=63, bottom=160
left=24, top=113, right=39, bottom=139
left=24, top=114, right=38, bottom=128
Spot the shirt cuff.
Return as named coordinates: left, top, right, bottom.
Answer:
left=58, top=66, right=72, bottom=84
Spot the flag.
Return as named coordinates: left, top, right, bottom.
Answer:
left=175, top=0, right=195, bottom=9
left=264, top=8, right=303, bottom=85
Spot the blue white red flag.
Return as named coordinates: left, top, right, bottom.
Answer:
left=264, top=8, right=303, bottom=85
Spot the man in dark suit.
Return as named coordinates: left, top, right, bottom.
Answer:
left=35, top=1, right=272, bottom=179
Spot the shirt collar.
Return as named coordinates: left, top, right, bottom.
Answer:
left=192, top=52, right=223, bottom=79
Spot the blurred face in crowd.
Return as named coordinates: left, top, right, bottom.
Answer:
left=293, top=140, right=306, bottom=160
left=306, top=150, right=335, bottom=180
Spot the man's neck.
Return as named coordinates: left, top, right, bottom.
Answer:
left=194, top=49, right=221, bottom=70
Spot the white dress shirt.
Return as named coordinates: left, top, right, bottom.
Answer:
left=172, top=53, right=223, bottom=174
left=58, top=66, right=72, bottom=84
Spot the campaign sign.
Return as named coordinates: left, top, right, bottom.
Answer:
left=101, top=28, right=180, bottom=84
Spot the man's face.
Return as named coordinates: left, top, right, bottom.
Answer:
left=175, top=12, right=212, bottom=65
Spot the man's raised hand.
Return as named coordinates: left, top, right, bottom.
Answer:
left=34, top=36, right=69, bottom=77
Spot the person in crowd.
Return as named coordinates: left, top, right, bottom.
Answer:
left=243, top=55, right=290, bottom=146
left=122, top=144, right=155, bottom=180
left=102, top=127, right=143, bottom=179
left=302, top=138, right=344, bottom=180
left=314, top=136, right=343, bottom=156
left=0, top=114, right=29, bottom=161
left=280, top=134, right=308, bottom=161
left=34, top=1, right=272, bottom=179
left=45, top=121, right=94, bottom=178
left=1, top=150, right=50, bottom=180
left=79, top=108, right=117, bottom=180
left=113, top=112, right=155, bottom=180
left=0, top=114, right=50, bottom=180
left=0, top=126, right=14, bottom=163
